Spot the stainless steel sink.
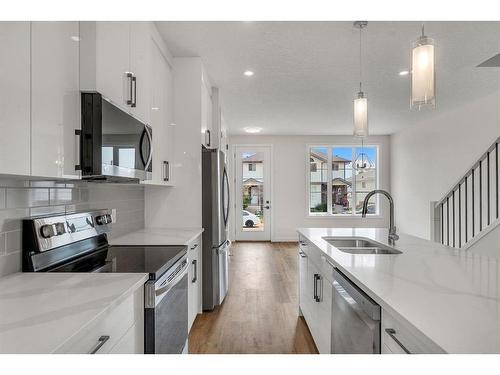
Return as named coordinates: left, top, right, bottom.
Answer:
left=323, top=237, right=402, bottom=255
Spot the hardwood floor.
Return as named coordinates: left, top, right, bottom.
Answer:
left=188, top=241, right=318, bottom=354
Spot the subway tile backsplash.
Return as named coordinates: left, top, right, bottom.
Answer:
left=0, top=178, right=145, bottom=277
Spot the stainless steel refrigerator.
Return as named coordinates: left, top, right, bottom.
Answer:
left=202, top=147, right=231, bottom=310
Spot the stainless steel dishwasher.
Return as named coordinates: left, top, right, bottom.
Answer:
left=331, top=267, right=381, bottom=354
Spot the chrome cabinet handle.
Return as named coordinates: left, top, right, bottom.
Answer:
left=192, top=259, right=197, bottom=283
left=299, top=241, right=307, bottom=246
left=126, top=72, right=133, bottom=106
left=206, top=129, right=211, bottom=147
left=190, top=243, right=198, bottom=250
left=131, top=75, right=137, bottom=107
left=163, top=161, right=167, bottom=181
left=74, top=129, right=81, bottom=172
left=89, top=335, right=110, bottom=354
left=298, top=250, right=307, bottom=258
left=385, top=328, right=411, bottom=354
left=313, top=274, right=321, bottom=302
left=164, top=161, right=169, bottom=182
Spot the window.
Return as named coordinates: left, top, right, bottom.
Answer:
left=308, top=145, right=378, bottom=216
left=248, top=163, right=255, bottom=171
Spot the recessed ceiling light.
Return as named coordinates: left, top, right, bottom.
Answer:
left=399, top=70, right=409, bottom=76
left=244, top=127, right=262, bottom=134
left=243, top=70, right=254, bottom=77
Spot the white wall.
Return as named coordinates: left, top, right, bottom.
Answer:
left=228, top=135, right=390, bottom=241
left=390, top=90, right=500, bottom=240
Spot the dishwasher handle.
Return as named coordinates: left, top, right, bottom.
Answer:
left=333, top=268, right=380, bottom=321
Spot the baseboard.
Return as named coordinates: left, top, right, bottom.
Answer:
left=271, top=237, right=299, bottom=242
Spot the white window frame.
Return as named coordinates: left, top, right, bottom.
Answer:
left=306, top=144, right=380, bottom=217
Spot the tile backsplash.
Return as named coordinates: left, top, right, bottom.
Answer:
left=0, top=178, right=145, bottom=277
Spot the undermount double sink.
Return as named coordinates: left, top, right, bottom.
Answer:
left=323, top=237, right=402, bottom=255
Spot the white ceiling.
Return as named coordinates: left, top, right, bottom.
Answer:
left=156, top=21, right=500, bottom=135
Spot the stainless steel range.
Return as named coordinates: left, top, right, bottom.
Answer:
left=22, top=209, right=188, bottom=354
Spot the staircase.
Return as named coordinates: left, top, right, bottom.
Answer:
left=434, top=136, right=500, bottom=249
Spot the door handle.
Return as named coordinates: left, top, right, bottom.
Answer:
left=298, top=250, right=307, bottom=258
left=206, top=129, right=211, bottom=147
left=163, top=161, right=169, bottom=182
left=89, top=335, right=110, bottom=354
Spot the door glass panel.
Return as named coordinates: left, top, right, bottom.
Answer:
left=332, top=147, right=352, bottom=214
left=309, top=147, right=328, bottom=214
left=241, top=151, right=264, bottom=232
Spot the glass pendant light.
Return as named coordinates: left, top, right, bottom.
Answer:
left=411, top=24, right=435, bottom=110
left=353, top=21, right=368, bottom=138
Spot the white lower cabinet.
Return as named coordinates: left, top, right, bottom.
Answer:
left=55, top=287, right=144, bottom=354
left=381, top=309, right=444, bottom=354
left=298, top=239, right=332, bottom=354
left=188, top=235, right=202, bottom=332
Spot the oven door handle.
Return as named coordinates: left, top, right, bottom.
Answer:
left=153, top=262, right=189, bottom=306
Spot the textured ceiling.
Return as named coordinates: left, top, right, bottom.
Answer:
left=156, top=21, right=500, bottom=135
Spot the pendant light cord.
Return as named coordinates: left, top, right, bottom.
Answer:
left=359, top=26, right=362, bottom=92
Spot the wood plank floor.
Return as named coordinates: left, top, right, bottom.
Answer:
left=188, top=241, right=318, bottom=354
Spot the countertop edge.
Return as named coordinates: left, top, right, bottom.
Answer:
left=109, top=227, right=204, bottom=246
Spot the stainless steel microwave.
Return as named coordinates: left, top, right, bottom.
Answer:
left=80, top=92, right=152, bottom=182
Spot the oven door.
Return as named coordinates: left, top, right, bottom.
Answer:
left=145, top=257, right=189, bottom=354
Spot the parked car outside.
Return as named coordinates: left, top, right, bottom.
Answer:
left=242, top=210, right=261, bottom=228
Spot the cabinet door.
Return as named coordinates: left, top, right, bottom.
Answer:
left=95, top=22, right=130, bottom=111
left=31, top=21, right=80, bottom=178
left=0, top=22, right=31, bottom=176
left=201, top=79, right=213, bottom=148
left=187, top=242, right=199, bottom=331
left=150, top=39, right=169, bottom=184
left=315, top=273, right=332, bottom=353
left=298, top=249, right=310, bottom=319
left=130, top=22, right=151, bottom=124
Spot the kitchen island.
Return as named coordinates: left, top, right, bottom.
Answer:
left=297, top=228, right=500, bottom=354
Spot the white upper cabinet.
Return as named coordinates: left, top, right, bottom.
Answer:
left=200, top=76, right=212, bottom=148
left=82, top=21, right=151, bottom=125
left=0, top=22, right=31, bottom=176
left=31, top=21, right=80, bottom=179
left=147, top=37, right=174, bottom=186
left=95, top=22, right=130, bottom=111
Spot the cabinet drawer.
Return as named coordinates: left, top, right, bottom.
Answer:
left=109, top=322, right=144, bottom=354
left=382, top=310, right=444, bottom=354
left=55, top=287, right=143, bottom=354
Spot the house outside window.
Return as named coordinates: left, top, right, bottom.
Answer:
left=308, top=145, right=379, bottom=216
left=248, top=163, right=256, bottom=171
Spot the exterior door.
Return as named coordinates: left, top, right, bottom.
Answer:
left=234, top=146, right=272, bottom=241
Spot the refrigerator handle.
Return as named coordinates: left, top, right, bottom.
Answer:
left=222, top=166, right=230, bottom=227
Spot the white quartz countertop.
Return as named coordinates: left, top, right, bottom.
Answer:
left=109, top=227, right=204, bottom=247
left=297, top=227, right=500, bottom=354
left=0, top=272, right=147, bottom=353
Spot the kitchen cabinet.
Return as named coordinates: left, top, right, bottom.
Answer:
left=55, top=286, right=144, bottom=354
left=31, top=21, right=80, bottom=179
left=381, top=309, right=444, bottom=354
left=188, top=235, right=202, bottom=331
left=83, top=21, right=151, bottom=125
left=298, top=238, right=332, bottom=354
left=201, top=76, right=213, bottom=148
left=0, top=22, right=31, bottom=176
left=144, top=37, right=174, bottom=186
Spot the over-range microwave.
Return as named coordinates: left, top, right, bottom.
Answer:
left=80, top=92, right=152, bottom=182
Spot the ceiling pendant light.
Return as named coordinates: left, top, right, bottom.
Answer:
left=353, top=21, right=368, bottom=138
left=353, top=138, right=372, bottom=171
left=411, top=24, right=436, bottom=110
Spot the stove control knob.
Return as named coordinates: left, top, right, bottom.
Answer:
left=40, top=224, right=56, bottom=238
left=55, top=222, right=66, bottom=235
left=96, top=214, right=112, bottom=225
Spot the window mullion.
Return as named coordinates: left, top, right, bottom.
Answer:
left=352, top=146, right=356, bottom=216
left=327, top=147, right=333, bottom=215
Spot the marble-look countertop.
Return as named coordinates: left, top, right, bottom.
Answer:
left=110, top=227, right=204, bottom=247
left=297, top=227, right=500, bottom=354
left=0, top=272, right=147, bottom=353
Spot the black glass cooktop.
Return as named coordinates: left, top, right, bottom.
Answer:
left=106, top=245, right=187, bottom=280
